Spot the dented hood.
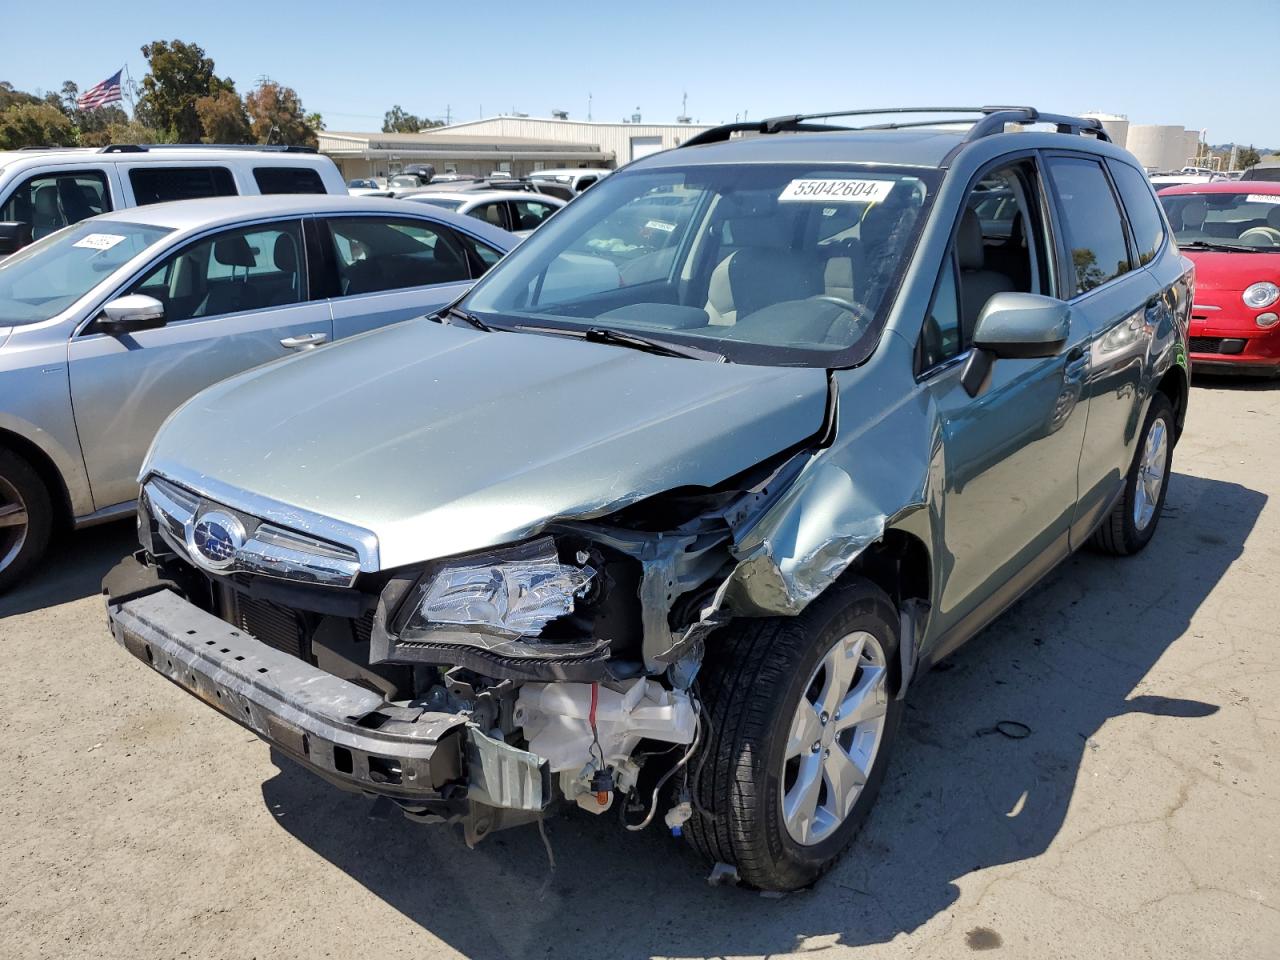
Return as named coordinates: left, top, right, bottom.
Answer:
left=145, top=320, right=828, bottom=570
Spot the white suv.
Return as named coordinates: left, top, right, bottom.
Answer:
left=0, top=145, right=346, bottom=257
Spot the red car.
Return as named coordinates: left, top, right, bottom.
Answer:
left=1157, top=181, right=1280, bottom=376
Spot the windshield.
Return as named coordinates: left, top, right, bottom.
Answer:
left=1159, top=191, right=1280, bottom=250
left=461, top=163, right=937, bottom=366
left=0, top=220, right=173, bottom=326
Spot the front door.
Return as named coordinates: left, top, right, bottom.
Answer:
left=919, top=158, right=1091, bottom=650
left=67, top=218, right=332, bottom=509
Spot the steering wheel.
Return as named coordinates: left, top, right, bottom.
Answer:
left=1238, top=226, right=1280, bottom=247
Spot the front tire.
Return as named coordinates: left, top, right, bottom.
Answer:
left=0, top=447, right=53, bottom=593
left=1090, top=393, right=1175, bottom=556
left=687, top=579, right=902, bottom=891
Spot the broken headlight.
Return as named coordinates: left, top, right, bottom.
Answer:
left=395, top=537, right=605, bottom=660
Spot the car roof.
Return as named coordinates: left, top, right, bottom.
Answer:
left=627, top=125, right=1128, bottom=172
left=0, top=147, right=330, bottom=172
left=530, top=168, right=608, bottom=177
left=1158, top=180, right=1280, bottom=196
left=94, top=194, right=518, bottom=247
left=410, top=190, right=565, bottom=205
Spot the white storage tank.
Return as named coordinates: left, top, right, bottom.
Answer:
left=1126, top=125, right=1191, bottom=172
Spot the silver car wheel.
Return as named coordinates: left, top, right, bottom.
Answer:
left=781, top=630, right=889, bottom=846
left=1133, top=416, right=1169, bottom=531
left=0, top=475, right=29, bottom=574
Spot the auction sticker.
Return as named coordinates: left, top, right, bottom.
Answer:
left=779, top=179, right=893, bottom=203
left=1246, top=194, right=1280, bottom=205
left=644, top=219, right=677, bottom=232
left=73, top=233, right=127, bottom=251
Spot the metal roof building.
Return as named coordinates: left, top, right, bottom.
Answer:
left=317, top=130, right=614, bottom=180
left=431, top=116, right=714, bottom=165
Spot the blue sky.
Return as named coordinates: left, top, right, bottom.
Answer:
left=4, top=0, right=1277, bottom=146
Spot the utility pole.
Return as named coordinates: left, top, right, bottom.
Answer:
left=588, top=92, right=592, bottom=122
left=444, top=104, right=451, bottom=126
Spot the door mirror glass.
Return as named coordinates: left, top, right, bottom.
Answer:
left=0, top=221, right=33, bottom=256
left=96, top=294, right=166, bottom=334
left=972, top=292, right=1069, bottom=359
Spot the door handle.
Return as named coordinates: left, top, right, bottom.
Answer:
left=280, top=332, right=329, bottom=349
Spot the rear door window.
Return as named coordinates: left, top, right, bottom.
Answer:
left=467, top=202, right=508, bottom=230
left=512, top=199, right=558, bottom=231
left=1, top=170, right=112, bottom=239
left=253, top=166, right=327, bottom=195
left=128, top=166, right=237, bottom=205
left=1107, top=160, right=1165, bottom=265
left=1044, top=156, right=1132, bottom=295
left=324, top=217, right=471, bottom=296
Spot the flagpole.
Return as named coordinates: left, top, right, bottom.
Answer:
left=122, top=64, right=135, bottom=118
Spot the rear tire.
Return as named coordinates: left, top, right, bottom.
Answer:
left=686, top=579, right=902, bottom=891
left=1090, top=393, right=1174, bottom=556
left=0, top=447, right=53, bottom=594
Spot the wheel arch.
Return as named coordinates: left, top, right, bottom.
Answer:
left=0, top=427, right=73, bottom=528
left=1155, top=362, right=1189, bottom=442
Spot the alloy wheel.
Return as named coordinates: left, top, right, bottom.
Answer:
left=1133, top=417, right=1169, bottom=531
left=0, top=475, right=29, bottom=575
left=781, top=630, right=890, bottom=846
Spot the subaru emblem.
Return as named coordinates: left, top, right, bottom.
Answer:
left=188, top=510, right=246, bottom=571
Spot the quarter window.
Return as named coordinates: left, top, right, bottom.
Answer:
left=1108, top=160, right=1165, bottom=265
left=325, top=217, right=471, bottom=295
left=128, top=220, right=304, bottom=322
left=0, top=171, right=111, bottom=239
left=1045, top=157, right=1132, bottom=295
left=512, top=200, right=557, bottom=231
left=129, top=166, right=237, bottom=205
left=253, top=166, right=327, bottom=195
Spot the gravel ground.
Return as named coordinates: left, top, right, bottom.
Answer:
left=1, top=378, right=1277, bottom=960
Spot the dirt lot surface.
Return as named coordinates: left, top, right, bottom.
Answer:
left=2, top=378, right=1278, bottom=960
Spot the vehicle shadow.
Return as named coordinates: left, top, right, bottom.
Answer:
left=259, top=471, right=1261, bottom=957
left=1191, top=371, right=1278, bottom=391
left=0, top=520, right=134, bottom=618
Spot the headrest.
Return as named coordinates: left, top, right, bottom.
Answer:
left=1180, top=198, right=1208, bottom=229
left=1267, top=205, right=1280, bottom=230
left=957, top=208, right=986, bottom=270
left=214, top=235, right=258, bottom=268
left=273, top=233, right=298, bottom=273
left=33, top=185, right=59, bottom=214
left=724, top=216, right=781, bottom=248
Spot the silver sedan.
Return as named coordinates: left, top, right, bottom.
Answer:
left=0, top=194, right=515, bottom=589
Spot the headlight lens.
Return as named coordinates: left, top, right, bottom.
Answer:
left=1243, top=281, right=1280, bottom=309
left=397, top=537, right=601, bottom=659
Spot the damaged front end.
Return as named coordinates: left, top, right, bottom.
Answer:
left=105, top=374, right=914, bottom=843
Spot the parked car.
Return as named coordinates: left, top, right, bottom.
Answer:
left=528, top=168, right=611, bottom=195
left=385, top=174, right=432, bottom=197
left=0, top=145, right=345, bottom=258
left=0, top=194, right=515, bottom=590
left=1240, top=162, right=1280, bottom=182
left=347, top=178, right=390, bottom=197
left=104, top=106, right=1190, bottom=891
left=1157, top=180, right=1280, bottom=375
left=411, top=177, right=576, bottom=202
left=404, top=190, right=566, bottom=237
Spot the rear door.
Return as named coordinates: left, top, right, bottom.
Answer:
left=67, top=217, right=331, bottom=508
left=1041, top=154, right=1163, bottom=543
left=317, top=214, right=493, bottom=339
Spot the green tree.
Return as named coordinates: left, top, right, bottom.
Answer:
left=244, top=81, right=316, bottom=147
left=0, top=81, right=40, bottom=111
left=382, top=105, right=422, bottom=133
left=136, top=40, right=235, bottom=141
left=195, top=88, right=252, bottom=143
left=0, top=101, right=76, bottom=148
left=1238, top=146, right=1262, bottom=169
left=305, top=111, right=325, bottom=132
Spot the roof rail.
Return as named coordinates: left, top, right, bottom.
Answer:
left=98, top=143, right=319, bottom=154
left=680, top=106, right=1110, bottom=148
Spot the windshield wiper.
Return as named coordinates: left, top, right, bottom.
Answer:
left=438, top=305, right=491, bottom=330
left=582, top=327, right=727, bottom=362
left=1180, top=240, right=1270, bottom=254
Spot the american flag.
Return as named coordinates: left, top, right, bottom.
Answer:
left=76, top=69, right=123, bottom=110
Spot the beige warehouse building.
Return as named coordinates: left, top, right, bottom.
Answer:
left=318, top=116, right=714, bottom=180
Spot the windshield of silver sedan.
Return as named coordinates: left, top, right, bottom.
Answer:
left=0, top=220, right=173, bottom=326
left=460, top=163, right=935, bottom=365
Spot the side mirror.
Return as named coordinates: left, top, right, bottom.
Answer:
left=962, top=292, right=1070, bottom=397
left=0, top=221, right=33, bottom=256
left=94, top=294, right=166, bottom=335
